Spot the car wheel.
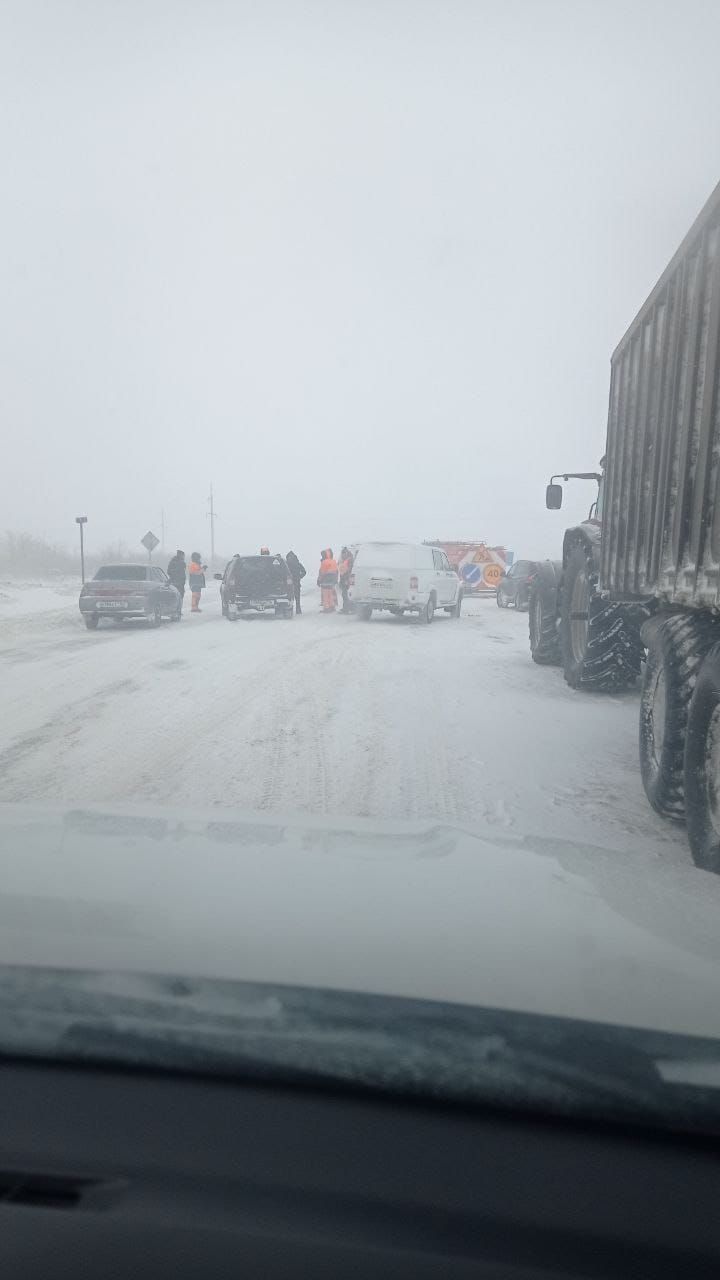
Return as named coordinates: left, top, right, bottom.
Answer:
left=449, top=592, right=463, bottom=618
left=84, top=614, right=99, bottom=630
left=496, top=590, right=507, bottom=608
left=358, top=606, right=373, bottom=621
left=148, top=603, right=162, bottom=628
left=419, top=596, right=435, bottom=624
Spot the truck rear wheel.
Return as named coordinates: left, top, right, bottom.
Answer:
left=560, top=543, right=641, bottom=691
left=684, top=644, right=720, bottom=872
left=528, top=577, right=561, bottom=665
left=640, top=614, right=720, bottom=820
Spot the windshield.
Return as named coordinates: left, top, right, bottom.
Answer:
left=95, top=566, right=148, bottom=581
left=3, top=0, right=720, bottom=1134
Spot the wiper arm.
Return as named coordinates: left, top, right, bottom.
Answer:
left=2, top=967, right=720, bottom=1135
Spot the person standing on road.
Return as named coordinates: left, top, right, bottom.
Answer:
left=167, top=550, right=187, bottom=614
left=317, top=548, right=339, bottom=612
left=338, top=546, right=354, bottom=613
left=285, top=550, right=306, bottom=615
left=188, top=552, right=207, bottom=613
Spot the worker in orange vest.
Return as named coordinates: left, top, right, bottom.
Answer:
left=338, top=546, right=354, bottom=613
left=188, top=552, right=207, bottom=612
left=317, top=549, right=339, bottom=612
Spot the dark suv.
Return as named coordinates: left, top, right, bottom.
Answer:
left=496, top=560, right=539, bottom=611
left=217, top=555, right=294, bottom=620
left=79, top=565, right=181, bottom=629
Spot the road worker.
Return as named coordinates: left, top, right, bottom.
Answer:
left=338, top=546, right=354, bottom=613
left=188, top=552, right=207, bottom=612
left=317, top=548, right=339, bottom=612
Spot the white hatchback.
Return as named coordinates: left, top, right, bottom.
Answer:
left=349, top=542, right=462, bottom=623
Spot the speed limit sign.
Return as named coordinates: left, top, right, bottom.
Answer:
left=483, top=563, right=503, bottom=588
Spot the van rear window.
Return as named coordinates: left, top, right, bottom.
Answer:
left=354, top=544, right=420, bottom=569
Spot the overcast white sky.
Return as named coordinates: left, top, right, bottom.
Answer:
left=2, top=0, right=720, bottom=567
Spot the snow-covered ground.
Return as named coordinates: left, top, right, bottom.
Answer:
left=0, top=576, right=694, bottom=870
left=3, top=577, right=720, bottom=1038
left=8, top=574, right=720, bottom=994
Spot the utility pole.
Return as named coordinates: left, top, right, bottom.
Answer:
left=207, top=483, right=216, bottom=569
left=75, top=516, right=88, bottom=584
left=160, top=508, right=165, bottom=555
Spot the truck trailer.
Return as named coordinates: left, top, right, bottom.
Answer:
left=530, top=179, right=720, bottom=872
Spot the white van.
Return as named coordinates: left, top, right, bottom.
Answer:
left=349, top=542, right=462, bottom=623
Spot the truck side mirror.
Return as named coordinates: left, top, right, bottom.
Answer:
left=546, top=483, right=563, bottom=510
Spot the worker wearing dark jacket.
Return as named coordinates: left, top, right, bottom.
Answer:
left=285, top=550, right=306, bottom=614
left=167, top=550, right=187, bottom=612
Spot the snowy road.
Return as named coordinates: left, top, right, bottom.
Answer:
left=0, top=579, right=694, bottom=882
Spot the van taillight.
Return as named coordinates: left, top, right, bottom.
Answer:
left=349, top=573, right=355, bottom=586
left=410, top=576, right=418, bottom=590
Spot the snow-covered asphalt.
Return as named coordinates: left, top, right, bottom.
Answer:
left=0, top=579, right=695, bottom=883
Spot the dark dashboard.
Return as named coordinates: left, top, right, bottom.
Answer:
left=1, top=1060, right=719, bottom=1278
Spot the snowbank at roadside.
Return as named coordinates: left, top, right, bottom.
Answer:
left=0, top=578, right=82, bottom=618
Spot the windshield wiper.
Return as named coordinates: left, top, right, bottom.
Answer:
left=1, top=967, right=719, bottom=1135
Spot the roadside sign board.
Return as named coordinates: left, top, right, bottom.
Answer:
left=141, top=531, right=160, bottom=552
left=424, top=542, right=510, bottom=594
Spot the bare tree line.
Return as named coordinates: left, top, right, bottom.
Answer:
left=0, top=531, right=152, bottom=577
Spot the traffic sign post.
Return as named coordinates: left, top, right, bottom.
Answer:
left=75, top=516, right=88, bottom=584
left=141, top=530, right=160, bottom=563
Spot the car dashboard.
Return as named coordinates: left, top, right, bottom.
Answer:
left=1, top=1059, right=719, bottom=1278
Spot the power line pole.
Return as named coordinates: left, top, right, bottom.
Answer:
left=160, top=508, right=165, bottom=555
left=207, top=484, right=216, bottom=568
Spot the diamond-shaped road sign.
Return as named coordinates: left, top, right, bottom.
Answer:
left=141, top=530, right=160, bottom=552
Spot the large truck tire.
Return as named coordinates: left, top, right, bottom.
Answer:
left=528, top=566, right=561, bottom=666
left=560, top=543, right=642, bottom=691
left=684, top=643, right=720, bottom=873
left=639, top=614, right=720, bottom=820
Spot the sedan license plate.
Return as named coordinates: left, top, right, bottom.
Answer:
left=96, top=601, right=126, bottom=609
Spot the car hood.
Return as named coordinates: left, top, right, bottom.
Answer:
left=0, top=803, right=719, bottom=1040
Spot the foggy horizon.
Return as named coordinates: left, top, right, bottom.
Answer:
left=3, top=0, right=720, bottom=567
